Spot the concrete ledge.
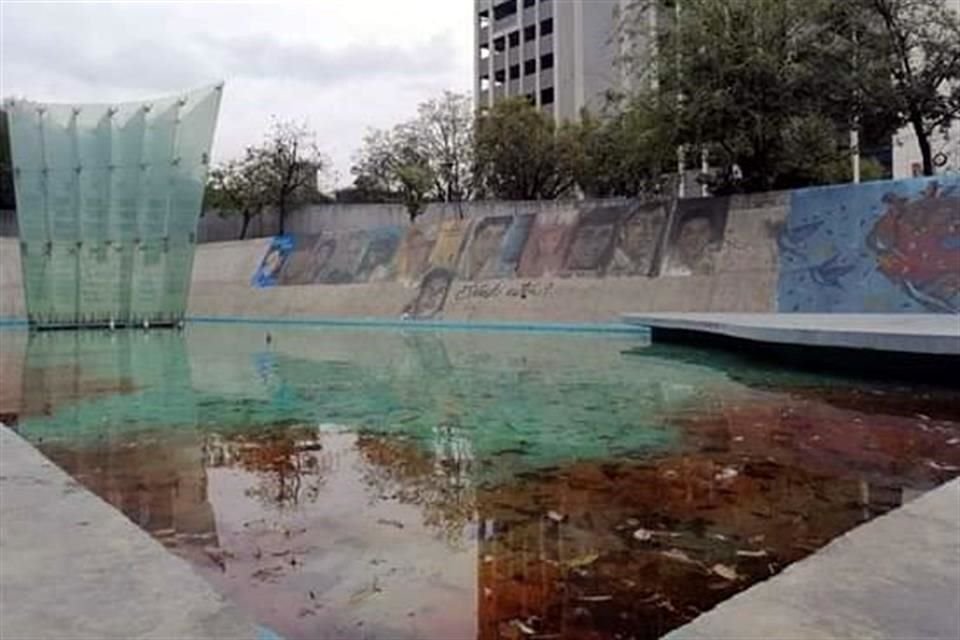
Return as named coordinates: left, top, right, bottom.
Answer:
left=0, top=425, right=258, bottom=640
left=665, top=478, right=960, bottom=640
left=621, top=313, right=960, bottom=356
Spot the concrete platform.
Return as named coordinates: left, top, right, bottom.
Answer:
left=665, top=477, right=960, bottom=640
left=0, top=425, right=258, bottom=640
left=621, top=313, right=960, bottom=355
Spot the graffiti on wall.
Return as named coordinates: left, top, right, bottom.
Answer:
left=777, top=176, right=960, bottom=313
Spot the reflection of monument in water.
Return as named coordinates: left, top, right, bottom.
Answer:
left=5, top=85, right=222, bottom=329
left=19, top=331, right=218, bottom=549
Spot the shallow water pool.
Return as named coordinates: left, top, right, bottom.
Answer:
left=1, top=324, right=958, bottom=639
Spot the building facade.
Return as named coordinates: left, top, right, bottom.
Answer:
left=474, top=0, right=651, bottom=123
left=5, top=84, right=222, bottom=328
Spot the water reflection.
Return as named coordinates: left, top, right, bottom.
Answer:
left=2, top=326, right=959, bottom=640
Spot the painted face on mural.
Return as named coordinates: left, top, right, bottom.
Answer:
left=675, top=217, right=714, bottom=266
left=469, top=221, right=509, bottom=276
left=414, top=268, right=454, bottom=318
left=567, top=223, right=615, bottom=270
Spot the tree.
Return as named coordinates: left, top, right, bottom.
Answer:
left=205, top=155, right=269, bottom=239
left=351, top=127, right=435, bottom=221
left=849, top=0, right=960, bottom=176
left=617, top=0, right=902, bottom=192
left=413, top=92, right=476, bottom=203
left=251, top=119, right=327, bottom=235
left=350, top=92, right=475, bottom=220
left=572, top=98, right=677, bottom=198
left=473, top=97, right=578, bottom=200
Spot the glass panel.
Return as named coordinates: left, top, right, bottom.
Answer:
left=7, top=85, right=222, bottom=327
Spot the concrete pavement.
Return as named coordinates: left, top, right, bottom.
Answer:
left=621, top=312, right=960, bottom=355
left=666, top=477, right=960, bottom=640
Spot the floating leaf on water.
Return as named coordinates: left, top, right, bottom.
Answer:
left=633, top=528, right=653, bottom=542
left=715, top=467, right=739, bottom=481
left=577, top=595, right=614, bottom=602
left=376, top=518, right=405, bottom=529
left=546, top=510, right=566, bottom=523
left=711, top=563, right=738, bottom=581
left=736, top=549, right=768, bottom=558
left=511, top=619, right=536, bottom=635
left=661, top=549, right=694, bottom=564
left=626, top=517, right=640, bottom=527
left=947, top=438, right=960, bottom=446
left=565, top=552, right=600, bottom=568
left=927, top=460, right=960, bottom=472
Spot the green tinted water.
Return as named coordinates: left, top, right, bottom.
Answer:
left=10, top=326, right=727, bottom=478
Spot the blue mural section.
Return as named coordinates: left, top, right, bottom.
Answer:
left=777, top=176, right=960, bottom=313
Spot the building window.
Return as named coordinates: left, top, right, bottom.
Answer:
left=508, top=31, right=520, bottom=47
left=480, top=44, right=490, bottom=60
left=540, top=18, right=553, bottom=36
left=494, top=69, right=506, bottom=84
left=540, top=52, right=554, bottom=70
left=540, top=87, right=554, bottom=104
left=493, top=0, right=517, bottom=21
left=494, top=36, right=506, bottom=52
left=479, top=10, right=490, bottom=29
left=480, top=76, right=490, bottom=91
left=524, top=59, right=537, bottom=75
left=509, top=64, right=520, bottom=80
left=524, top=24, right=536, bottom=41
left=524, top=0, right=535, bottom=7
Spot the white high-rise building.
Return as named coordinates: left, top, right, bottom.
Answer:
left=474, top=0, right=656, bottom=123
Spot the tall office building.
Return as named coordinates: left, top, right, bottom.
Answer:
left=474, top=0, right=655, bottom=123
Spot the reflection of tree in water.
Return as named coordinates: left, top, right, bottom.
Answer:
left=356, top=432, right=477, bottom=547
left=202, top=426, right=335, bottom=510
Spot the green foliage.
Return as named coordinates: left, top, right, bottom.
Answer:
left=848, top=0, right=960, bottom=175
left=615, top=0, right=957, bottom=192
left=249, top=119, right=327, bottom=234
left=572, top=98, right=677, bottom=198
left=473, top=97, right=578, bottom=200
left=207, top=119, right=327, bottom=238
left=350, top=92, right=474, bottom=220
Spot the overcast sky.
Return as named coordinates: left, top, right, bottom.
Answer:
left=0, top=1, right=474, bottom=188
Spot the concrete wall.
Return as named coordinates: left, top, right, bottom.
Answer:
left=3, top=176, right=957, bottom=324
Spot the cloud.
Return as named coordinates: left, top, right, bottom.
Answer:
left=0, top=0, right=474, bottom=186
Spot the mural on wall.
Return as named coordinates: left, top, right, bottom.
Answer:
left=394, top=224, right=439, bottom=284
left=355, top=226, right=402, bottom=283
left=428, top=219, right=469, bottom=270
left=777, top=176, right=960, bottom=313
left=662, top=197, right=731, bottom=276
left=491, top=214, right=536, bottom=278
left=460, top=216, right=512, bottom=279
left=563, top=205, right=621, bottom=275
left=404, top=267, right=455, bottom=319
left=276, top=233, right=337, bottom=285
left=315, top=229, right=369, bottom=284
left=608, top=202, right=667, bottom=276
left=516, top=209, right=577, bottom=278
left=251, top=235, right=294, bottom=288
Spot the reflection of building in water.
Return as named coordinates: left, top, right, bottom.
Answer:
left=41, top=435, right=219, bottom=549
left=18, top=330, right=216, bottom=547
